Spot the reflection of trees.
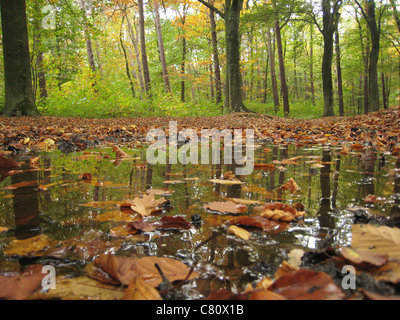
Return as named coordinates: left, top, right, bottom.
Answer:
left=391, top=159, right=400, bottom=215
left=318, top=148, right=334, bottom=230
left=11, top=163, right=41, bottom=239
left=331, top=155, right=341, bottom=210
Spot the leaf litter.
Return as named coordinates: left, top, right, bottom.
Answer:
left=1, top=108, right=400, bottom=299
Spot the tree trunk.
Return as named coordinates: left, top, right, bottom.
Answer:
left=310, top=24, right=316, bottom=106
left=389, top=0, right=400, bottom=33
left=335, top=27, right=344, bottom=116
left=154, top=2, right=171, bottom=94
left=1, top=0, right=39, bottom=116
left=126, top=15, right=145, bottom=95
left=138, top=0, right=152, bottom=97
left=120, top=17, right=135, bottom=99
left=209, top=8, right=222, bottom=106
left=33, top=1, right=48, bottom=100
left=275, top=21, right=290, bottom=117
left=225, top=0, right=245, bottom=112
left=321, top=0, right=341, bottom=117
left=79, top=0, right=96, bottom=73
left=266, top=28, right=280, bottom=112
left=365, top=0, right=380, bottom=112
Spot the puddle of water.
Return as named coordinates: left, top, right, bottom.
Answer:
left=0, top=143, right=399, bottom=298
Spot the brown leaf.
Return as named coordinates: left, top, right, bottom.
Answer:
left=255, top=202, right=305, bottom=222
left=341, top=247, right=388, bottom=268
left=268, top=269, right=345, bottom=300
left=203, top=201, right=247, bottom=214
left=228, top=216, right=289, bottom=233
left=351, top=224, right=400, bottom=260
left=157, top=216, right=192, bottom=230
left=0, top=265, right=44, bottom=300
left=364, top=194, right=377, bottom=203
left=113, top=145, right=129, bottom=158
left=280, top=178, right=300, bottom=193
left=93, top=254, right=199, bottom=287
left=0, top=155, right=20, bottom=169
left=128, top=220, right=157, bottom=232
left=123, top=273, right=162, bottom=300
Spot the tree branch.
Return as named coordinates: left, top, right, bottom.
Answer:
left=197, top=0, right=225, bottom=19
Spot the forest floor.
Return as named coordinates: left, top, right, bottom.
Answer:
left=1, top=106, right=400, bottom=301
left=0, top=106, right=400, bottom=152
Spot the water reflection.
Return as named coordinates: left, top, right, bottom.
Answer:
left=0, top=144, right=399, bottom=296
left=11, top=163, right=42, bottom=239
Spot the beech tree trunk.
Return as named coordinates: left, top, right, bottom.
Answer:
left=138, top=0, right=152, bottom=97
left=1, top=0, right=39, bottom=116
left=321, top=0, right=342, bottom=117
left=335, top=27, right=344, bottom=116
left=266, top=28, right=280, bottom=112
left=79, top=0, right=96, bottom=73
left=210, top=8, right=222, bottom=106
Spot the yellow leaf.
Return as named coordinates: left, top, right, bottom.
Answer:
left=123, top=274, right=162, bottom=300
left=228, top=225, right=251, bottom=240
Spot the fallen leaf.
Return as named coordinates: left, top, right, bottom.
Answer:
left=113, top=145, right=129, bottom=158
left=268, top=269, right=345, bottom=300
left=274, top=261, right=299, bottom=279
left=128, top=194, right=167, bottom=217
left=228, top=216, right=288, bottom=233
left=93, top=254, right=199, bottom=287
left=128, top=220, right=157, bottom=232
left=123, top=273, right=162, bottom=300
left=351, top=224, right=400, bottom=260
left=203, top=201, right=247, bottom=214
left=279, top=178, right=300, bottom=193
left=3, top=235, right=59, bottom=257
left=364, top=194, right=377, bottom=203
left=0, top=264, right=44, bottom=300
left=372, top=261, right=400, bottom=284
left=209, top=179, right=244, bottom=185
left=0, top=226, right=8, bottom=233
left=256, top=202, right=305, bottom=222
left=341, top=247, right=388, bottom=268
left=228, top=225, right=251, bottom=240
left=30, top=276, right=125, bottom=300
left=157, top=216, right=192, bottom=230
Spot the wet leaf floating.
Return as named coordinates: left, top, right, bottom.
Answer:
left=228, top=216, right=289, bottom=233
left=340, top=247, right=388, bottom=268
left=203, top=201, right=247, bottom=215
left=128, top=220, right=157, bottom=232
left=93, top=253, right=199, bottom=287
left=279, top=178, right=300, bottom=194
left=123, top=273, right=162, bottom=300
left=0, top=265, right=44, bottom=300
left=0, top=226, right=8, bottom=233
left=31, top=276, right=125, bottom=300
left=157, top=216, right=192, bottom=230
left=255, top=202, right=305, bottom=222
left=228, top=225, right=251, bottom=240
left=3, top=234, right=59, bottom=257
left=267, top=269, right=345, bottom=300
left=127, top=194, right=167, bottom=217
left=209, top=179, right=244, bottom=185
left=0, top=155, right=20, bottom=169
left=351, top=224, right=400, bottom=260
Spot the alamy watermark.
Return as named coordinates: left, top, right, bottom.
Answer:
left=146, top=121, right=255, bottom=176
left=41, top=265, right=56, bottom=291
left=341, top=265, right=356, bottom=290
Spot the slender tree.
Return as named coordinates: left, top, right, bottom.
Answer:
left=153, top=1, right=171, bottom=94
left=138, top=0, right=152, bottom=97
left=355, top=0, right=381, bottom=112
